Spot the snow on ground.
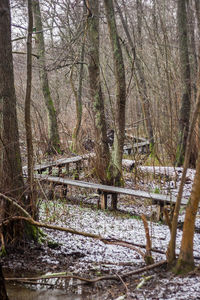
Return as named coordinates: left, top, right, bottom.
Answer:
left=18, top=163, right=199, bottom=299
left=39, top=197, right=200, bottom=299
left=40, top=197, right=200, bottom=273
left=138, top=166, right=195, bottom=199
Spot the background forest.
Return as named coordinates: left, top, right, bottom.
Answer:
left=11, top=0, right=199, bottom=164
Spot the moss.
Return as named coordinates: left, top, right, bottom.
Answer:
left=173, top=258, right=195, bottom=275
left=0, top=246, right=6, bottom=257
left=144, top=255, right=154, bottom=265
left=176, top=139, right=184, bottom=166
left=25, top=222, right=40, bottom=243
left=47, top=240, right=60, bottom=249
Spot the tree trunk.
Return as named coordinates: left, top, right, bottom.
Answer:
left=0, top=0, right=24, bottom=202
left=86, top=0, right=111, bottom=184
left=115, top=0, right=154, bottom=150
left=174, top=151, right=200, bottom=273
left=0, top=0, right=37, bottom=246
left=176, top=0, right=191, bottom=166
left=71, top=44, right=84, bottom=153
left=135, top=0, right=154, bottom=149
left=186, top=0, right=198, bottom=167
left=103, top=0, right=126, bottom=186
left=0, top=264, right=8, bottom=300
left=71, top=8, right=86, bottom=153
left=25, top=0, right=37, bottom=218
left=167, top=73, right=200, bottom=265
left=32, top=0, right=60, bottom=154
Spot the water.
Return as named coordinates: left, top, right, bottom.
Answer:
left=6, top=283, right=85, bottom=300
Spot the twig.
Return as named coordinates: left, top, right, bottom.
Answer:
left=13, top=51, right=39, bottom=58
left=116, top=273, right=129, bottom=294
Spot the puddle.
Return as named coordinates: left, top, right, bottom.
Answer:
left=5, top=273, right=92, bottom=300
left=6, top=283, right=84, bottom=300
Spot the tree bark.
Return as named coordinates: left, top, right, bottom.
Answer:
left=86, top=0, right=111, bottom=184
left=167, top=73, right=200, bottom=265
left=103, top=0, right=126, bottom=186
left=115, top=0, right=154, bottom=150
left=71, top=40, right=85, bottom=153
left=25, top=0, right=37, bottom=218
left=0, top=0, right=24, bottom=203
left=0, top=0, right=37, bottom=246
left=176, top=0, right=191, bottom=166
left=174, top=151, right=200, bottom=273
left=32, top=0, right=60, bottom=154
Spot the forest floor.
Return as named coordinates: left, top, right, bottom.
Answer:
left=2, top=165, right=200, bottom=300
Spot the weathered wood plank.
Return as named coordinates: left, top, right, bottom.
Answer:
left=34, top=156, right=83, bottom=171
left=33, top=174, right=188, bottom=206
left=124, top=141, right=150, bottom=150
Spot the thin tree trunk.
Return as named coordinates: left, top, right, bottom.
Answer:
left=176, top=0, right=191, bottom=166
left=32, top=0, right=60, bottom=154
left=25, top=0, right=36, bottom=218
left=135, top=0, right=154, bottom=149
left=167, top=74, right=200, bottom=265
left=86, top=0, right=111, bottom=184
left=71, top=11, right=86, bottom=152
left=103, top=0, right=126, bottom=186
left=174, top=151, right=200, bottom=274
left=115, top=0, right=154, bottom=150
left=186, top=0, right=198, bottom=167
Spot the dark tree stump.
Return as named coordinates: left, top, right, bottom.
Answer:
left=0, top=264, right=9, bottom=300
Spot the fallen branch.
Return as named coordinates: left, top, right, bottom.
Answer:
left=5, top=260, right=167, bottom=283
left=2, top=216, right=145, bottom=258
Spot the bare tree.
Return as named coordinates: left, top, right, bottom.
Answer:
left=86, top=0, right=111, bottom=183
left=103, top=0, right=126, bottom=186
left=0, top=0, right=36, bottom=247
left=25, top=0, right=37, bottom=217
left=32, top=0, right=61, bottom=154
left=176, top=0, right=191, bottom=166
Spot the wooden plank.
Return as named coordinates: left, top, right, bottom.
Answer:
left=33, top=174, right=188, bottom=206
left=101, top=192, right=108, bottom=209
left=126, top=135, right=149, bottom=143
left=124, top=141, right=150, bottom=150
left=33, top=156, right=83, bottom=171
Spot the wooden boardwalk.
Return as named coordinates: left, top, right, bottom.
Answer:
left=23, top=155, right=92, bottom=177
left=124, top=141, right=150, bottom=155
left=33, top=173, right=189, bottom=220
left=23, top=152, right=191, bottom=220
left=123, top=135, right=150, bottom=155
